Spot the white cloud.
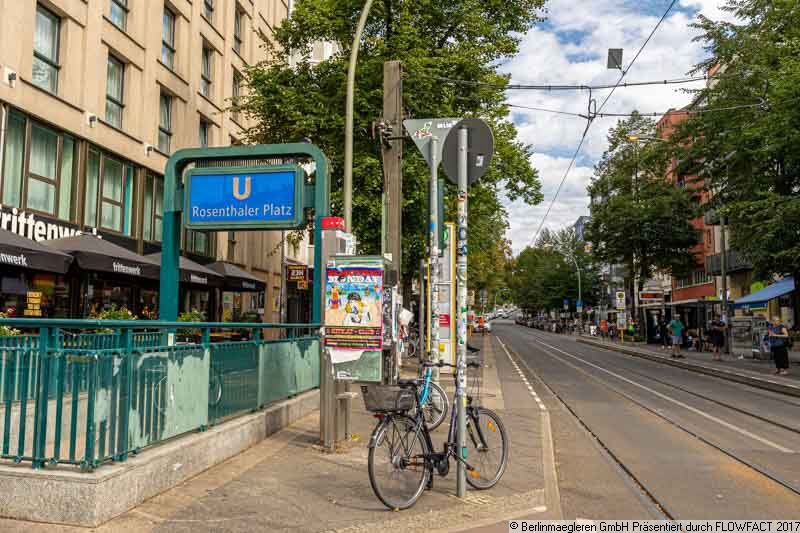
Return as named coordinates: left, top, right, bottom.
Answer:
left=503, top=0, right=730, bottom=255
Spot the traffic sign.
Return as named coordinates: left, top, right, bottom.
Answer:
left=576, top=299, right=584, bottom=312
left=403, top=118, right=461, bottom=169
left=563, top=298, right=570, bottom=311
left=442, top=119, right=494, bottom=185
left=615, top=291, right=626, bottom=310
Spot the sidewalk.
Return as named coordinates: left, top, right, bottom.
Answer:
left=0, top=336, right=555, bottom=532
left=577, top=335, right=800, bottom=397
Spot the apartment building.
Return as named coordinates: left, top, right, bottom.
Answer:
left=0, top=0, right=298, bottom=322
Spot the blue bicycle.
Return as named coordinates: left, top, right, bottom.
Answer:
left=362, top=359, right=508, bottom=510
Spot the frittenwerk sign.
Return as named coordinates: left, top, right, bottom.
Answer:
left=185, top=165, right=304, bottom=230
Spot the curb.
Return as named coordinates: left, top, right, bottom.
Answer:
left=576, top=338, right=800, bottom=398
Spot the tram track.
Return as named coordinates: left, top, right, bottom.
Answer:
left=496, top=326, right=800, bottom=519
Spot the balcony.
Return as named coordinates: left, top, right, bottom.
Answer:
left=705, top=250, right=753, bottom=275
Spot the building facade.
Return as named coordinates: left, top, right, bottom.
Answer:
left=0, top=0, right=298, bottom=322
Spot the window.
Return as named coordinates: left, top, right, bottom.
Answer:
left=142, top=173, right=163, bottom=242
left=201, top=44, right=213, bottom=97
left=109, top=0, right=128, bottom=31
left=187, top=229, right=210, bottom=255
left=84, top=148, right=134, bottom=235
left=1, top=111, right=76, bottom=221
left=161, top=8, right=176, bottom=69
left=232, top=71, right=242, bottom=123
left=676, top=269, right=712, bottom=289
left=234, top=9, right=243, bottom=54
left=105, top=55, right=125, bottom=128
left=32, top=5, right=60, bottom=93
left=203, top=0, right=214, bottom=21
left=199, top=118, right=210, bottom=147
left=158, top=91, right=172, bottom=153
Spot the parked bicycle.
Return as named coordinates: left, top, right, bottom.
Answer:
left=362, top=358, right=508, bottom=510
left=412, top=365, right=449, bottom=431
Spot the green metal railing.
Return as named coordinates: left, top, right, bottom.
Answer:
left=0, top=319, right=320, bottom=470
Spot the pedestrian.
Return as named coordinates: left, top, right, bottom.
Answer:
left=599, top=319, right=609, bottom=340
left=658, top=319, right=670, bottom=351
left=709, top=315, right=726, bottom=361
left=668, top=315, right=685, bottom=359
left=768, top=316, right=791, bottom=375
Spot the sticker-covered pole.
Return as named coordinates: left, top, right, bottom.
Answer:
left=455, top=126, right=468, bottom=497
left=429, top=137, right=440, bottom=365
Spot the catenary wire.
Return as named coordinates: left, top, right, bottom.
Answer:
left=526, top=0, right=680, bottom=248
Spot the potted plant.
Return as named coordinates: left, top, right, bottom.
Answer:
left=177, top=309, right=204, bottom=343
left=0, top=312, right=21, bottom=338
left=90, top=304, right=137, bottom=334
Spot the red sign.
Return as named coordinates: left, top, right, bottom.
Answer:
left=321, top=217, right=345, bottom=230
left=439, top=314, right=450, bottom=327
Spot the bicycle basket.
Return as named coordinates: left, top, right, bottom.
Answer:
left=361, top=385, right=415, bottom=412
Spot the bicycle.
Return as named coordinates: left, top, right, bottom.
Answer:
left=363, top=358, right=508, bottom=510
left=412, top=365, right=449, bottom=431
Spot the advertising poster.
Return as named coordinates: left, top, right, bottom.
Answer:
left=325, top=265, right=384, bottom=350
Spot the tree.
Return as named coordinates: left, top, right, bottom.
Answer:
left=586, top=114, right=699, bottom=322
left=237, top=0, right=545, bottom=294
left=511, top=227, right=600, bottom=316
left=669, top=0, right=800, bottom=325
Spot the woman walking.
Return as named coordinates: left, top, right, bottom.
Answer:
left=709, top=315, right=726, bottom=361
left=768, top=316, right=790, bottom=375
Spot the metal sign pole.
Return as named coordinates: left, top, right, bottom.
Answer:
left=455, top=126, right=468, bottom=497
left=429, top=137, right=441, bottom=366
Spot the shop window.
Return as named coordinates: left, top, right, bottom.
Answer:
left=109, top=0, right=128, bottom=32
left=143, top=172, right=164, bottom=242
left=32, top=5, right=60, bottom=94
left=105, top=55, right=125, bottom=128
left=1, top=272, right=70, bottom=318
left=84, top=147, right=135, bottom=235
left=161, top=8, right=176, bottom=69
left=201, top=44, right=213, bottom=98
left=158, top=91, right=172, bottom=153
left=1, top=111, right=76, bottom=221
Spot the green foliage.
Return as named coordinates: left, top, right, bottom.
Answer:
left=0, top=312, right=21, bottom=337
left=586, top=114, right=700, bottom=307
left=238, top=0, right=545, bottom=287
left=667, top=0, right=800, bottom=281
left=510, top=227, right=601, bottom=314
left=90, top=305, right=137, bottom=322
left=178, top=309, right=205, bottom=337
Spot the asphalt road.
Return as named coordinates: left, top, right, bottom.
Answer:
left=494, top=321, right=800, bottom=519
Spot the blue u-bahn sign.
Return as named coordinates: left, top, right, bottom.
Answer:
left=184, top=165, right=305, bottom=230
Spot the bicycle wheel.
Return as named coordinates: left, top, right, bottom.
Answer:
left=368, top=414, right=430, bottom=510
left=421, top=381, right=449, bottom=431
left=464, top=407, right=508, bottom=490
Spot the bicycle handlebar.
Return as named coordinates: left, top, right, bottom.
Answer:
left=422, top=360, right=481, bottom=369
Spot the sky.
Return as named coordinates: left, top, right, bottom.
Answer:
left=502, top=0, right=736, bottom=255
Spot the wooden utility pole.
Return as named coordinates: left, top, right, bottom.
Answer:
left=382, top=60, right=403, bottom=287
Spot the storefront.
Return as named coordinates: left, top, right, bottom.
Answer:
left=734, top=276, right=795, bottom=327
left=207, top=261, right=266, bottom=322
left=0, top=227, right=73, bottom=318
left=146, top=253, right=223, bottom=320
left=286, top=263, right=311, bottom=324
left=47, top=234, right=161, bottom=317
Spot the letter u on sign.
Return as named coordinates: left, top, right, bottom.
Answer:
left=232, top=176, right=252, bottom=200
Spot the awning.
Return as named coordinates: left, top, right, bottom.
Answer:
left=206, top=261, right=266, bottom=292
left=48, top=234, right=160, bottom=280
left=0, top=227, right=73, bottom=274
left=734, top=277, right=795, bottom=310
left=146, top=253, right=224, bottom=287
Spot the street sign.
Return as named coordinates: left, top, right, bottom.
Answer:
left=442, top=119, right=494, bottom=185
left=576, top=299, right=584, bottom=313
left=185, top=165, right=305, bottom=230
left=563, top=298, right=570, bottom=311
left=403, top=118, right=461, bottom=169
left=615, top=291, right=626, bottom=310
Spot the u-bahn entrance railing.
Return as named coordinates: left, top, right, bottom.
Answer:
left=0, top=319, right=319, bottom=470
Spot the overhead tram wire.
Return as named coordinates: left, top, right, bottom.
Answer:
left=526, top=0, right=680, bottom=248
left=507, top=99, right=779, bottom=119
left=429, top=74, right=708, bottom=92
